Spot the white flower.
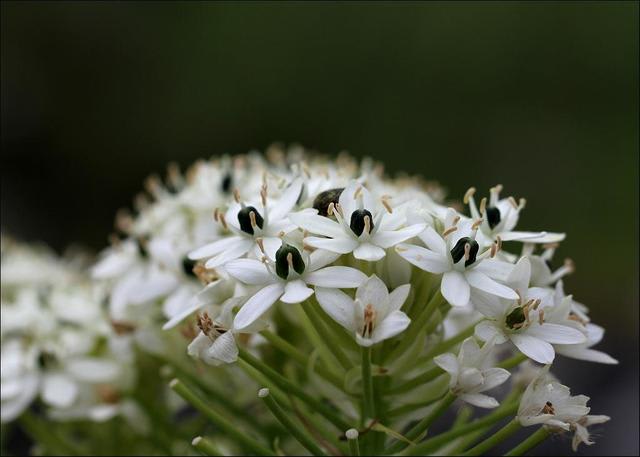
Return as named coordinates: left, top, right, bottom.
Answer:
left=396, top=209, right=518, bottom=307
left=290, top=181, right=426, bottom=261
left=188, top=179, right=303, bottom=268
left=474, top=257, right=586, bottom=364
left=226, top=244, right=367, bottom=331
left=315, top=275, right=411, bottom=347
left=464, top=185, right=565, bottom=246
left=571, top=414, right=611, bottom=451
left=434, top=337, right=510, bottom=408
left=517, top=367, right=590, bottom=430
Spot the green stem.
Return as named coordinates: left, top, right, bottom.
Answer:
left=192, top=436, right=222, bottom=456
left=504, top=426, right=550, bottom=456
left=259, top=388, right=327, bottom=456
left=361, top=347, right=375, bottom=421
left=385, top=391, right=456, bottom=454
left=301, top=301, right=353, bottom=370
left=386, top=393, right=444, bottom=418
left=239, top=348, right=352, bottom=431
left=404, top=399, right=520, bottom=455
left=260, top=330, right=343, bottom=388
left=19, top=412, right=79, bottom=455
left=385, top=290, right=444, bottom=363
left=463, top=419, right=521, bottom=455
left=498, top=353, right=528, bottom=370
left=421, top=321, right=478, bottom=361
left=169, top=378, right=275, bottom=456
left=346, top=429, right=361, bottom=456
left=387, top=366, right=444, bottom=395
left=309, top=296, right=360, bottom=352
left=296, top=304, right=345, bottom=375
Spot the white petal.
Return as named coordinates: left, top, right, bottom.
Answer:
left=233, top=283, right=284, bottom=331
left=353, top=243, right=386, bottom=261
left=280, top=279, right=314, bottom=304
left=441, top=270, right=471, bottom=307
left=555, top=347, right=618, bottom=364
left=388, top=284, right=411, bottom=312
left=481, top=368, right=511, bottom=391
left=225, top=259, right=273, bottom=285
left=356, top=275, right=389, bottom=308
left=204, top=332, right=238, bottom=365
left=314, top=287, right=355, bottom=330
left=460, top=393, right=499, bottom=409
left=417, top=226, right=448, bottom=256
left=502, top=231, right=566, bottom=243
left=65, top=358, right=121, bottom=383
left=372, top=224, right=426, bottom=248
left=308, top=249, right=341, bottom=272
left=434, top=353, right=459, bottom=376
left=473, top=258, right=514, bottom=282
left=204, top=238, right=254, bottom=268
left=305, top=266, right=367, bottom=288
left=526, top=323, right=587, bottom=345
left=305, top=236, right=358, bottom=254
left=466, top=270, right=518, bottom=300
left=189, top=236, right=242, bottom=260
left=395, top=244, right=450, bottom=274
left=511, top=334, right=555, bottom=364
left=162, top=296, right=204, bottom=330
left=269, top=179, right=303, bottom=221
left=506, top=257, right=531, bottom=293
left=0, top=374, right=39, bottom=423
left=289, top=211, right=344, bottom=238
left=42, top=373, right=78, bottom=408
left=371, top=310, right=410, bottom=344
left=187, top=332, right=210, bottom=358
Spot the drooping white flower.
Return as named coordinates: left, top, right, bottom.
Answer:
left=434, top=337, right=510, bottom=408
left=464, top=185, right=565, bottom=247
left=188, top=178, right=303, bottom=268
left=226, top=244, right=367, bottom=331
left=315, top=274, right=411, bottom=347
left=396, top=209, right=518, bottom=307
left=290, top=181, right=426, bottom=261
left=474, top=257, right=586, bottom=364
left=516, top=365, right=610, bottom=450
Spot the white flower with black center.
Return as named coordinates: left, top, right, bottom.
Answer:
left=188, top=178, right=303, bottom=269
left=225, top=243, right=367, bottom=331
left=464, top=185, right=565, bottom=247
left=396, top=208, right=518, bottom=307
left=315, top=275, right=411, bottom=347
left=434, top=337, right=510, bottom=408
left=474, top=257, right=586, bottom=364
left=290, top=181, right=426, bottom=261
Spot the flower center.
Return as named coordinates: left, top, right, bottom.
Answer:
left=350, top=209, right=374, bottom=236
left=182, top=256, right=197, bottom=277
left=275, top=244, right=306, bottom=280
left=197, top=312, right=227, bottom=339
left=312, top=188, right=344, bottom=217
left=362, top=303, right=376, bottom=338
left=237, top=206, right=264, bottom=235
left=505, top=306, right=527, bottom=329
left=486, top=206, right=501, bottom=229
left=542, top=401, right=556, bottom=415
left=450, top=237, right=479, bottom=267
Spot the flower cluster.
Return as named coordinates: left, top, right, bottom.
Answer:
left=1, top=145, right=616, bottom=456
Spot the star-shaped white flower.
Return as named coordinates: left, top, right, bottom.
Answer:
left=474, top=257, right=586, bottom=364
left=315, top=275, right=411, bottom=347
left=434, top=337, right=510, bottom=408
left=395, top=209, right=518, bottom=307
left=290, top=181, right=426, bottom=262
left=226, top=244, right=367, bottom=331
left=188, top=178, right=303, bottom=268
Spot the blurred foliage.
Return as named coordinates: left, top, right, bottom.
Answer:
left=1, top=3, right=638, bottom=454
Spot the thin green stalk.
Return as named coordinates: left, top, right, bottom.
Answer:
left=404, top=400, right=519, bottom=455
left=361, top=347, right=375, bottom=421
left=504, top=426, right=550, bottom=456
left=238, top=348, right=352, bottom=431
left=301, top=301, right=353, bottom=370
left=260, top=330, right=343, bottom=388
left=385, top=391, right=456, bottom=454
left=346, top=429, right=361, bottom=456
left=386, top=393, right=445, bottom=418
left=498, top=353, right=528, bottom=370
left=259, top=388, right=327, bottom=456
left=385, top=290, right=444, bottom=363
left=192, top=436, right=222, bottom=456
left=309, top=296, right=360, bottom=352
left=387, top=366, right=444, bottom=395
left=296, top=304, right=345, bottom=375
left=19, top=412, right=79, bottom=455
left=421, top=321, right=478, bottom=361
left=463, top=419, right=521, bottom=455
left=169, top=378, right=275, bottom=456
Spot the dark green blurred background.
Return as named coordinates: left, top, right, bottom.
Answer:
left=1, top=2, right=638, bottom=455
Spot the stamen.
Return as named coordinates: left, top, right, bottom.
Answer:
left=479, top=197, right=487, bottom=215
left=472, top=219, right=484, bottom=230
left=197, top=312, right=213, bottom=336
left=496, top=235, right=503, bottom=252
left=363, top=215, right=371, bottom=234
left=362, top=303, right=376, bottom=338
left=218, top=213, right=228, bottom=230
left=327, top=202, right=335, bottom=217
left=442, top=226, right=458, bottom=238
left=194, top=264, right=219, bottom=285
left=463, top=242, right=471, bottom=261
left=538, top=309, right=545, bottom=325
left=508, top=196, right=518, bottom=209
left=354, top=186, right=363, bottom=199
left=260, top=184, right=268, bottom=207
left=381, top=196, right=393, bottom=214
left=519, top=198, right=527, bottom=209
left=256, top=238, right=265, bottom=254
left=542, top=401, right=555, bottom=415
left=233, top=189, right=241, bottom=203
left=463, top=187, right=476, bottom=204
left=249, top=211, right=258, bottom=229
